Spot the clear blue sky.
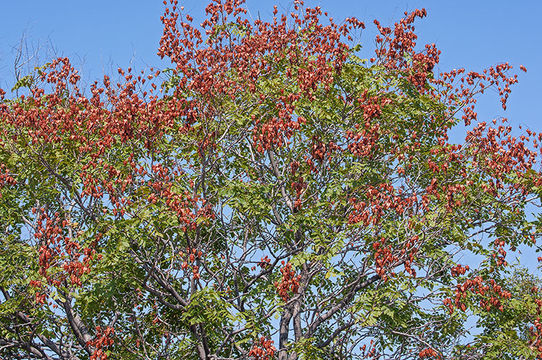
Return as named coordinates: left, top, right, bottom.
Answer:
left=0, top=0, right=540, bottom=130
left=1, top=1, right=541, bottom=265
left=1, top=1, right=540, bottom=128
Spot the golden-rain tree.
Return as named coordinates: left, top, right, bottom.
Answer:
left=1, top=1, right=542, bottom=359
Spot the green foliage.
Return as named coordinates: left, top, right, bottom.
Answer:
left=0, top=2, right=541, bottom=360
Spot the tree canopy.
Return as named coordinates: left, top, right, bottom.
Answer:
left=1, top=1, right=542, bottom=359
